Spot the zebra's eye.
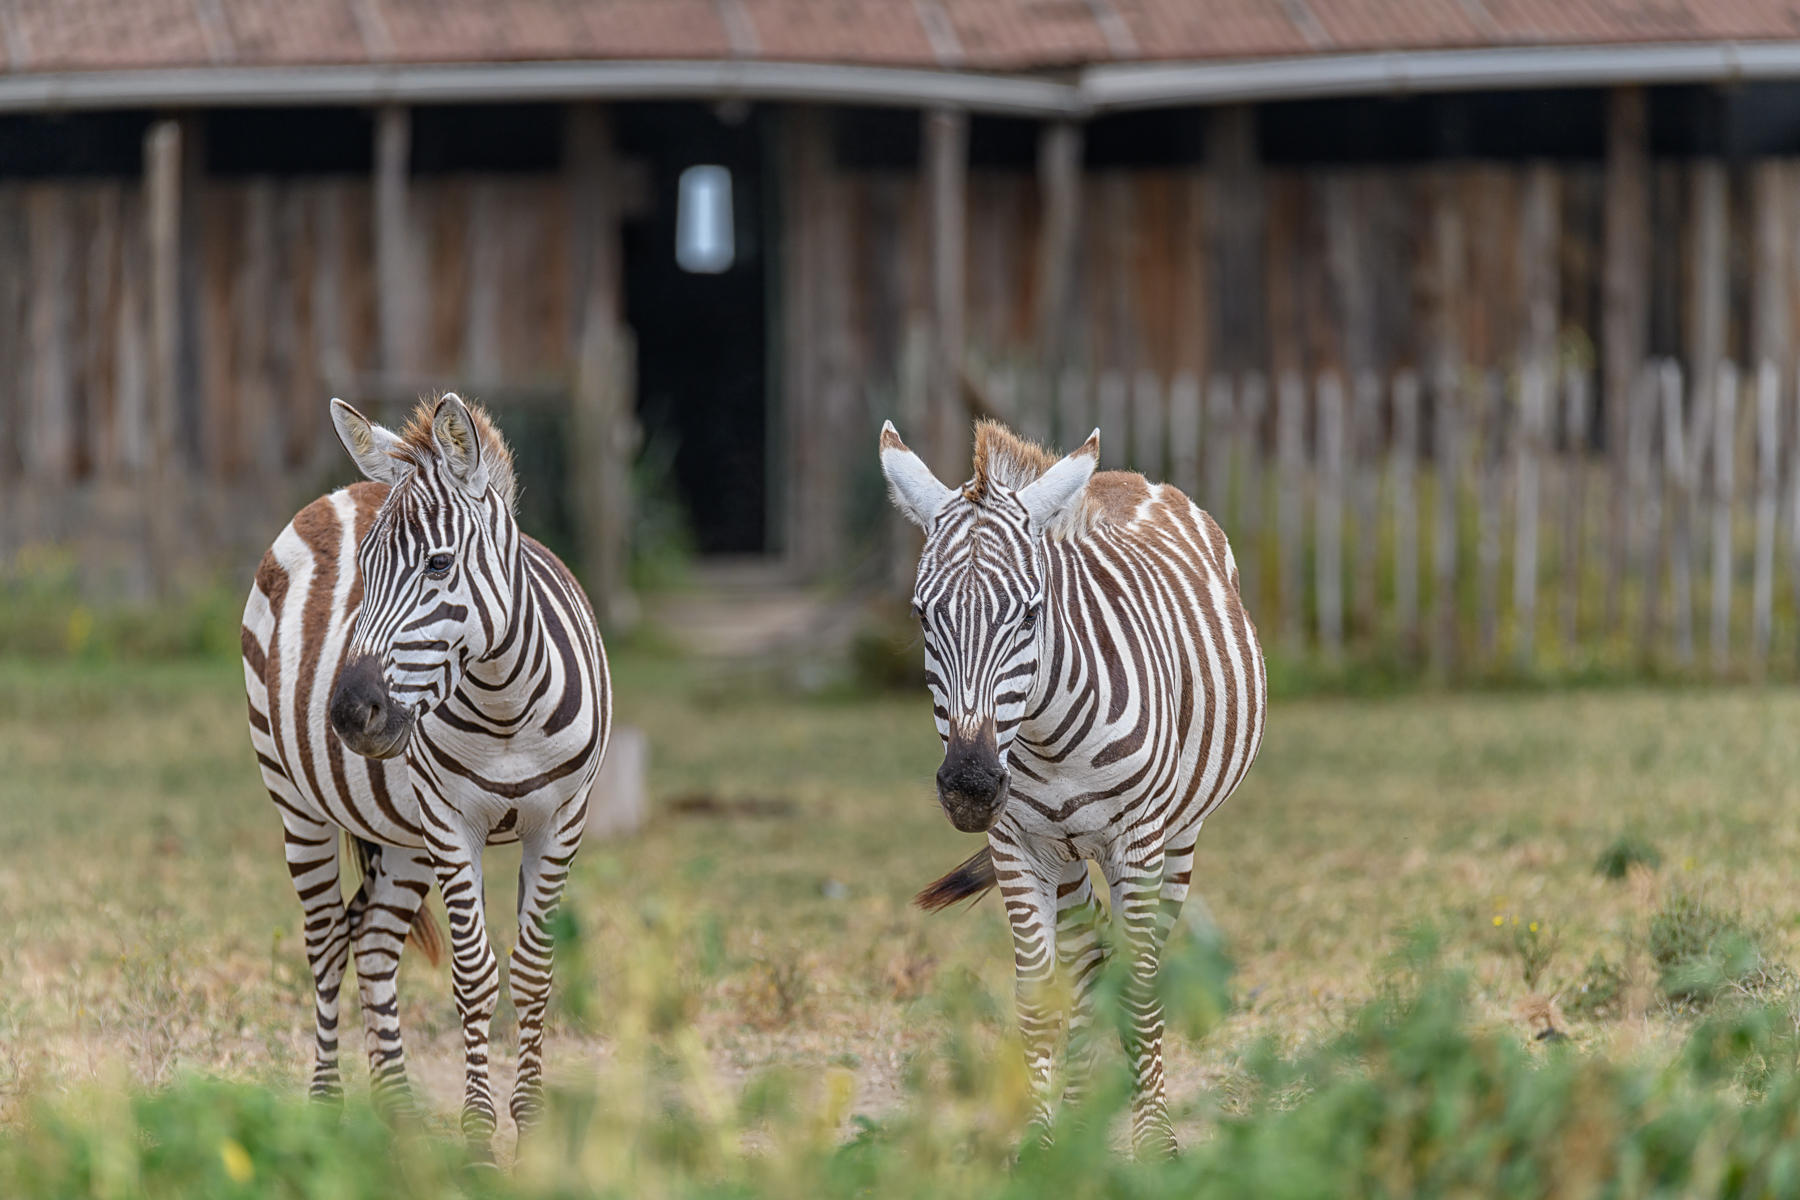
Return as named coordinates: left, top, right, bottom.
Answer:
left=1022, top=603, right=1041, bottom=629
left=911, top=600, right=925, bottom=623
left=425, top=552, right=453, bottom=578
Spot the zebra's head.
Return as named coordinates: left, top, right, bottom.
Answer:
left=326, top=394, right=520, bottom=760
left=880, top=420, right=1099, bottom=833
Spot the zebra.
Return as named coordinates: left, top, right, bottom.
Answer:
left=241, top=394, right=611, bottom=1158
left=881, top=418, right=1265, bottom=1156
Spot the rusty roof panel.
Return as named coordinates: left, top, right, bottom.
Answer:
left=372, top=0, right=732, bottom=64
left=220, top=0, right=371, bottom=64
left=941, top=0, right=1112, bottom=69
left=1115, top=0, right=1314, bottom=60
left=6, top=0, right=216, bottom=71
left=740, top=1, right=941, bottom=66
left=9, top=1, right=1800, bottom=78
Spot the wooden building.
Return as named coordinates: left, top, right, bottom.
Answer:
left=10, top=2, right=1800, bottom=670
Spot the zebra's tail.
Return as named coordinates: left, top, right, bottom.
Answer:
left=914, top=846, right=997, bottom=912
left=347, top=835, right=446, bottom=968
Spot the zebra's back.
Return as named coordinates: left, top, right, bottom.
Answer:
left=1011, top=475, right=1265, bottom=856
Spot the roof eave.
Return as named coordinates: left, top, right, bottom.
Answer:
left=1081, top=41, right=1790, bottom=110
left=10, top=41, right=1800, bottom=120
left=0, top=58, right=1083, bottom=118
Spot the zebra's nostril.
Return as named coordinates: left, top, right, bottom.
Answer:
left=363, top=697, right=385, bottom=734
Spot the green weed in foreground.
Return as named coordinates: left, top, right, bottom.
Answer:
left=11, top=952, right=1800, bottom=1199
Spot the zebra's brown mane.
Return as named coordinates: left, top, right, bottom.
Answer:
left=965, top=419, right=1138, bottom=538
left=965, top=420, right=1061, bottom=501
left=392, top=396, right=518, bottom=513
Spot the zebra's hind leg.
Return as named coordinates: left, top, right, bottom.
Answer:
left=1055, top=860, right=1106, bottom=1116
left=277, top=807, right=352, bottom=1106
left=345, top=842, right=436, bottom=1123
left=1105, top=844, right=1179, bottom=1160
left=420, top=807, right=505, bottom=1162
left=508, top=804, right=585, bottom=1143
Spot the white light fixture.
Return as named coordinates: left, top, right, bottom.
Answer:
left=676, top=164, right=734, bottom=274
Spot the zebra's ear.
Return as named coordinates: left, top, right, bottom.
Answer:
left=330, top=398, right=407, bottom=485
left=430, top=393, right=489, bottom=497
left=1018, top=429, right=1099, bottom=533
left=879, top=420, right=955, bottom=529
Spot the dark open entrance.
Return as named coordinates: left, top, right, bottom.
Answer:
left=620, top=103, right=770, bottom=556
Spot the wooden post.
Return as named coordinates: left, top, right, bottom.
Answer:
left=567, top=106, right=633, bottom=627
left=1514, top=358, right=1548, bottom=668
left=925, top=108, right=969, bottom=477
left=1392, top=370, right=1421, bottom=653
left=1790, top=363, right=1800, bottom=669
left=1515, top=162, right=1558, bottom=668
left=1432, top=367, right=1462, bottom=675
left=1603, top=87, right=1650, bottom=630
left=375, top=106, right=418, bottom=377
left=1204, top=375, right=1233, bottom=520
left=1098, top=369, right=1128, bottom=459
left=1753, top=164, right=1791, bottom=374
left=1663, top=361, right=1694, bottom=666
left=1237, top=371, right=1267, bottom=616
left=1034, top=122, right=1083, bottom=389
left=1753, top=361, right=1779, bottom=668
left=25, top=186, right=71, bottom=484
left=1057, top=364, right=1088, bottom=450
left=1712, top=361, right=1738, bottom=672
left=1628, top=364, right=1661, bottom=659
left=1325, top=173, right=1374, bottom=379
left=892, top=320, right=931, bottom=588
left=1476, top=371, right=1503, bottom=662
left=1688, top=160, right=1726, bottom=635
left=1168, top=370, right=1201, bottom=499
left=1352, top=371, right=1381, bottom=640
left=1560, top=368, right=1590, bottom=650
left=1206, top=107, right=1265, bottom=374
left=1277, top=370, right=1307, bottom=652
left=1316, top=373, right=1345, bottom=657
left=145, top=120, right=183, bottom=592
left=1132, top=369, right=1163, bottom=476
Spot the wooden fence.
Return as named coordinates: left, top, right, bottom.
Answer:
left=959, top=355, right=1800, bottom=676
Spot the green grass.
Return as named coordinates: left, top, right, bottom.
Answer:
left=9, top=650, right=1800, bottom=1191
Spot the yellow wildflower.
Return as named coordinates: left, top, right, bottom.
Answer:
left=219, top=1140, right=253, bottom=1184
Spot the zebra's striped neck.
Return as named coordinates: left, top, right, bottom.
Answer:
left=459, top=529, right=538, bottom=719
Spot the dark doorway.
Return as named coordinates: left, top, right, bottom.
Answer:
left=620, top=103, right=769, bottom=555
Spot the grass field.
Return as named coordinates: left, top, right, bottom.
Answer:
left=8, top=648, right=1800, bottom=1193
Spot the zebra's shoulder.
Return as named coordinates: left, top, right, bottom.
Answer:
left=259, top=481, right=391, bottom=585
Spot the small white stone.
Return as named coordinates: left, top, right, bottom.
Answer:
left=586, top=725, right=648, bottom=839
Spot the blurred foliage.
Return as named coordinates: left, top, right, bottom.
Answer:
left=848, top=597, right=927, bottom=693
left=1649, top=891, right=1793, bottom=1012
left=0, top=547, right=240, bottom=663
left=16, top=940, right=1800, bottom=1197
left=1596, top=832, right=1663, bottom=881
left=1566, top=953, right=1630, bottom=1022
left=627, top=429, right=698, bottom=595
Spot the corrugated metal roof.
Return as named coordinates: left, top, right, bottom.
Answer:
left=8, top=0, right=1800, bottom=76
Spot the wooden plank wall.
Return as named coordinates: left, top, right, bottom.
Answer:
left=0, top=173, right=577, bottom=593
left=823, top=144, right=1800, bottom=675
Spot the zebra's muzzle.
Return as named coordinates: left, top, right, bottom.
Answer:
left=936, top=738, right=1009, bottom=833
left=329, top=654, right=416, bottom=760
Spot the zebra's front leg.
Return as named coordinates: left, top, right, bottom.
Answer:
left=346, top=844, right=436, bottom=1122
left=1106, top=850, right=1177, bottom=1159
left=1055, top=860, right=1106, bottom=1115
left=279, top=809, right=352, bottom=1105
left=422, top=812, right=504, bottom=1160
left=998, top=839, right=1063, bottom=1141
left=508, top=812, right=584, bottom=1141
